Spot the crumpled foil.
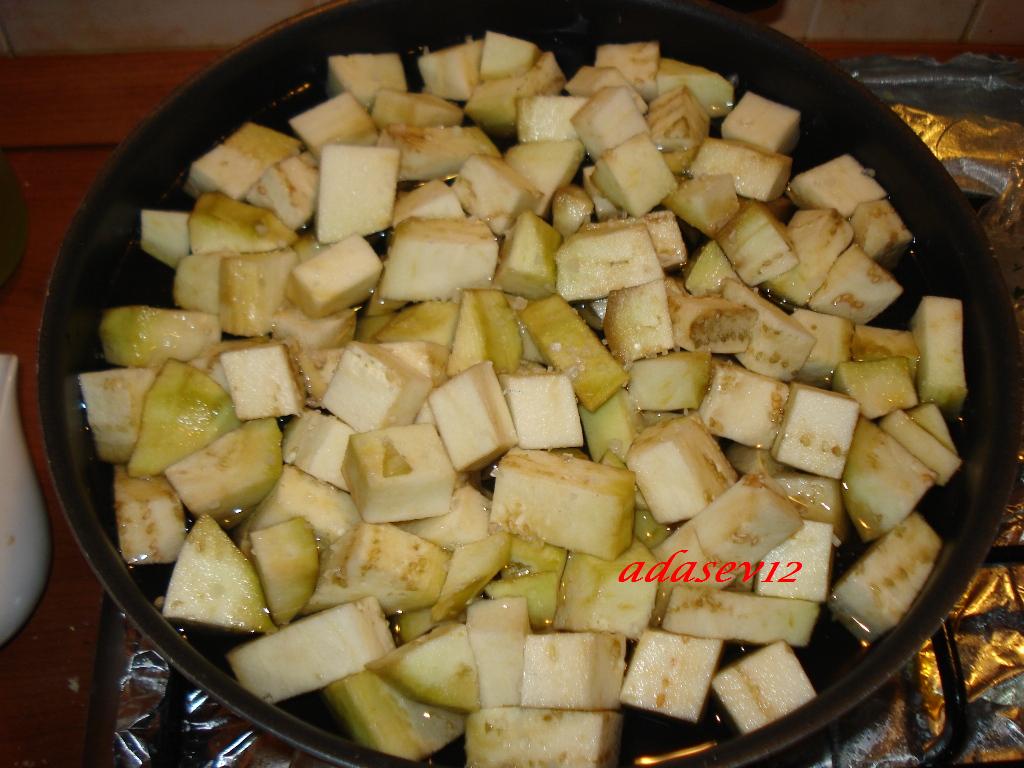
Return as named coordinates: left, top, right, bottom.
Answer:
left=107, top=53, right=1024, bottom=767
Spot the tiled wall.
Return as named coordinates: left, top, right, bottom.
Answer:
left=0, top=0, right=1020, bottom=56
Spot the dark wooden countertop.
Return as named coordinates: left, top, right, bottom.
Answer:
left=0, top=40, right=1020, bottom=767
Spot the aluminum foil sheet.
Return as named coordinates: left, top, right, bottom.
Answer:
left=108, top=53, right=1024, bottom=767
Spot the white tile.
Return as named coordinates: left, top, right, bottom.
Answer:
left=750, top=0, right=818, bottom=40
left=966, top=0, right=1024, bottom=43
left=0, top=0, right=326, bottom=54
left=808, top=0, right=977, bottom=41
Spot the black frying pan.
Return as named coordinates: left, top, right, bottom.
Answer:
left=38, top=0, right=1022, bottom=765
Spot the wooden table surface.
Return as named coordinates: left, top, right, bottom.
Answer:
left=0, top=39, right=1021, bottom=768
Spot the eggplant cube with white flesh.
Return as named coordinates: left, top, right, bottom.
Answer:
left=850, top=198, right=913, bottom=269
left=79, top=367, right=156, bottom=464
left=790, top=308, right=854, bottom=385
left=555, top=219, right=663, bottom=302
left=722, top=279, right=816, bottom=381
left=465, top=708, right=622, bottom=768
left=716, top=201, right=798, bottom=286
left=592, top=133, right=677, bottom=217
left=317, top=144, right=400, bottom=243
left=417, top=39, right=482, bottom=101
left=832, top=356, right=918, bottom=419
left=326, top=51, right=407, bottom=107
left=668, top=292, right=757, bottom=355
left=249, top=517, right=319, bottom=626
left=775, top=471, right=849, bottom=542
left=189, top=192, right=297, bottom=255
left=620, top=630, right=723, bottom=722
left=517, top=94, right=588, bottom=142
left=447, top=289, right=522, bottom=376
left=851, top=324, right=919, bottom=375
left=220, top=342, right=305, bottom=420
left=140, top=209, right=190, bottom=268
left=398, top=484, right=491, bottom=550
left=698, top=361, right=789, bottom=449
left=219, top=248, right=297, bottom=336
left=452, top=154, right=542, bottom=236
left=627, top=351, right=712, bottom=412
left=665, top=174, right=739, bottom=239
left=288, top=93, right=377, bottom=157
left=431, top=533, right=512, bottom=621
left=521, top=631, right=627, bottom=710
left=465, top=52, right=566, bottom=138
left=505, top=139, right=585, bottom=217
left=392, top=179, right=465, bottom=225
left=911, top=295, right=967, bottom=417
left=721, top=91, right=800, bottom=154
left=248, top=464, right=359, bottom=545
left=286, top=234, right=383, bottom=318
left=187, top=122, right=300, bottom=200
left=595, top=41, right=659, bottom=100
left=788, top=154, right=886, bottom=217
left=502, top=372, right=584, bottom=450
left=603, top=278, right=675, bottom=363
left=379, top=124, right=499, bottom=181
left=755, top=519, right=834, bottom=603
left=571, top=85, right=649, bottom=159
left=879, top=410, right=962, bottom=486
left=684, top=240, right=740, bottom=296
left=688, top=138, right=792, bottom=202
left=282, top=409, right=354, bottom=491
left=764, top=208, right=853, bottom=306
left=808, top=244, right=903, bottom=324
left=466, top=597, right=530, bottom=708
left=113, top=469, right=185, bottom=565
left=494, top=210, right=561, bottom=299
left=771, top=382, right=860, bottom=479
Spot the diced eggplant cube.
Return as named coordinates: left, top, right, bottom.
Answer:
left=684, top=240, right=740, bottom=296
left=465, top=52, right=565, bottom=138
left=480, top=30, right=540, bottom=80
left=764, top=209, right=853, bottom=306
left=755, top=520, right=834, bottom=602
left=716, top=201, right=797, bottom=285
left=592, top=133, right=676, bottom=217
left=521, top=632, right=627, bottom=710
left=910, top=295, right=967, bottom=417
left=282, top=409, right=354, bottom=491
left=502, top=373, right=583, bottom=450
left=398, top=484, right=490, bottom=549
left=771, top=382, right=859, bottom=479
left=79, top=367, right=156, bottom=464
left=725, top=444, right=785, bottom=477
left=722, top=279, right=815, bottom=381
left=603, top=279, right=675, bottom=363
left=140, top=209, right=190, bottom=268
left=189, top=192, right=296, bottom=255
left=582, top=164, right=625, bottom=221
left=712, top=642, right=815, bottom=733
left=646, top=85, right=710, bottom=152
left=326, top=52, right=407, bottom=107
left=774, top=471, right=850, bottom=542
left=495, top=210, right=561, bottom=299
left=491, top=449, right=634, bottom=560
left=246, top=154, right=318, bottom=231
left=625, top=415, right=736, bottom=524
left=287, top=235, right=382, bottom=318
left=879, top=410, right=961, bottom=485
left=657, top=58, right=734, bottom=116
left=517, top=95, right=588, bottom=142
left=248, top=464, right=360, bottom=545
left=466, top=597, right=530, bottom=708
left=689, top=138, right=792, bottom=202
left=219, top=249, right=297, bottom=337
left=830, top=512, right=941, bottom=641
left=372, top=89, right=464, bottom=129
left=393, top=179, right=465, bottom=226
left=851, top=325, right=919, bottom=377
left=99, top=305, right=220, bottom=368
left=571, top=86, right=650, bottom=159
left=664, top=174, right=739, bottom=238
left=843, top=418, right=936, bottom=541
left=379, top=124, right=499, bottom=181
left=698, top=361, right=789, bottom=448
left=595, top=41, right=659, bottom=101
left=113, top=469, right=185, bottom=565
left=466, top=708, right=622, bottom=768
left=808, top=244, right=903, bottom=324
left=721, top=91, right=800, bottom=154
left=579, top=388, right=643, bottom=461
left=627, top=352, right=711, bottom=411
left=790, top=308, right=853, bottom=385
left=620, top=630, right=722, bottom=722
left=555, top=220, right=663, bottom=301
left=317, top=144, right=399, bottom=243
left=505, top=139, right=584, bottom=217
left=220, top=342, right=304, bottom=420
left=851, top=198, right=913, bottom=269
left=832, top=356, right=918, bottom=419
left=788, top=154, right=886, bottom=217
left=288, top=93, right=377, bottom=157
left=187, top=122, right=301, bottom=200
left=453, top=154, right=541, bottom=236
left=907, top=402, right=957, bottom=453
left=417, top=39, right=483, bottom=101
left=430, top=361, right=517, bottom=471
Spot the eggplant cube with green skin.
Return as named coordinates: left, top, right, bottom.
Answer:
left=788, top=154, right=887, bottom=217
left=326, top=52, right=405, bottom=107
left=379, top=124, right=499, bottom=182
left=323, top=670, right=464, bottom=761
left=505, top=139, right=585, bottom=217
left=647, top=85, right=710, bottom=152
left=808, top=244, right=903, bottom=324
left=128, top=360, right=240, bottom=478
left=464, top=52, right=566, bottom=138
left=373, top=89, right=464, bottom=129
left=447, top=289, right=523, bottom=376
left=554, top=540, right=658, bottom=639
left=519, top=295, right=628, bottom=411
left=377, top=301, right=461, bottom=347
left=664, top=175, right=739, bottom=238
left=113, top=468, right=185, bottom=565
left=398, top=484, right=491, bottom=550
left=755, top=519, right=834, bottom=603
left=580, top=389, right=643, bottom=461
left=879, top=410, right=962, bottom=485
left=517, top=95, right=588, bottom=142
left=721, top=91, right=801, bottom=154
left=188, top=192, right=297, bottom=255
left=555, top=220, right=663, bottom=302
left=722, top=279, right=816, bottom=381
left=521, top=632, right=627, bottom=710
left=684, top=240, right=740, bottom=296
left=712, top=642, right=816, bottom=734
left=771, top=383, right=860, bottom=479
left=246, top=154, right=318, bottom=232
left=689, top=138, right=792, bottom=202
left=392, top=607, right=443, bottom=645
left=317, top=144, right=399, bottom=244
left=286, top=234, right=383, bottom=318
left=669, top=295, right=757, bottom=354
left=698, top=361, right=790, bottom=449
left=663, top=585, right=820, bottom=647
left=80, top=367, right=156, bottom=463
left=229, top=596, right=394, bottom=702
left=790, top=308, right=854, bottom=385
left=165, top=418, right=282, bottom=525
left=342, top=424, right=457, bottom=524
left=163, top=515, right=275, bottom=634
left=378, top=218, right=499, bottom=302
left=452, top=155, right=541, bottom=236
left=250, top=517, right=319, bottom=626
left=322, top=342, right=432, bottom=432
left=620, top=630, right=723, bottom=722
left=219, top=248, right=297, bottom=337
left=140, top=209, right=190, bottom=268
left=187, top=122, right=301, bottom=200
left=843, top=418, right=936, bottom=542
left=417, top=39, right=482, bottom=101
left=99, top=306, right=220, bottom=369
left=833, top=356, right=918, bottom=419
left=502, top=373, right=584, bottom=450
left=466, top=708, right=622, bottom=768
left=716, top=201, right=798, bottom=286
left=775, top=472, right=849, bottom=542
left=764, top=209, right=854, bottom=306
left=830, top=512, right=941, bottom=641
left=625, top=415, right=737, bottom=524
left=306, top=523, right=449, bottom=614
left=591, top=134, right=676, bottom=217
left=380, top=341, right=450, bottom=386
left=908, top=402, right=957, bottom=452
left=725, top=444, right=785, bottom=478
left=691, top=473, right=803, bottom=565
left=851, top=325, right=919, bottom=376
left=288, top=93, right=377, bottom=157
left=595, top=41, right=659, bottom=101
left=466, top=597, right=530, bottom=708
left=485, top=571, right=561, bottom=630
left=911, top=295, right=967, bottom=417
left=627, top=352, right=712, bottom=411
left=282, top=409, right=354, bottom=491
left=571, top=86, right=650, bottom=159
left=657, top=58, right=734, bottom=116
left=220, top=343, right=304, bottom=420
left=432, top=533, right=513, bottom=621
left=429, top=361, right=518, bottom=471
left=603, top=279, right=675, bottom=364
left=392, top=180, right=465, bottom=226
left=495, top=210, right=561, bottom=299
left=490, top=449, right=635, bottom=560
left=369, top=622, right=481, bottom=712
left=851, top=198, right=913, bottom=269
left=249, top=464, right=360, bottom=545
